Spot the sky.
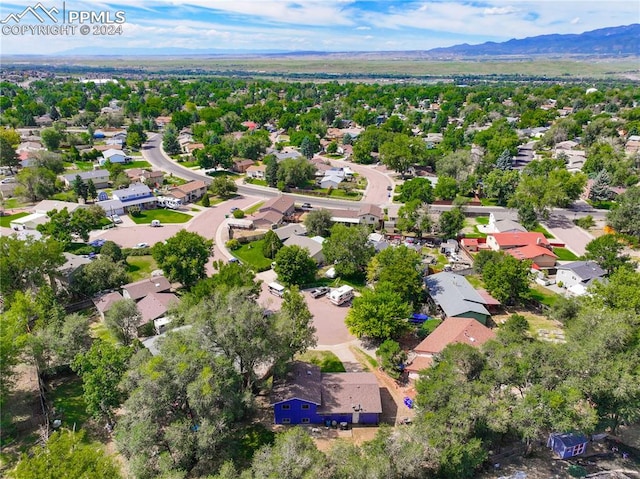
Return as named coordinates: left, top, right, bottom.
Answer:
left=0, top=0, right=637, bottom=55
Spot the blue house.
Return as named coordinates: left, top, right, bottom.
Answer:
left=272, top=362, right=382, bottom=426
left=547, top=433, right=588, bottom=459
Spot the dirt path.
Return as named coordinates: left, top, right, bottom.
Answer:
left=350, top=346, right=416, bottom=425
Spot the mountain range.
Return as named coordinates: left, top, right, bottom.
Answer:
left=50, top=23, right=639, bottom=57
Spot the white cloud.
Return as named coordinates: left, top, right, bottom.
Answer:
left=483, top=6, right=518, bottom=16
left=571, top=17, right=581, bottom=25
left=355, top=26, right=370, bottom=30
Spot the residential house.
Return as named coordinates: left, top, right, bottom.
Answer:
left=320, top=175, right=343, bottom=189
left=155, top=116, right=172, bottom=128
left=62, top=169, right=110, bottom=189
left=424, top=272, right=492, bottom=324
left=108, top=183, right=157, bottom=212
left=440, top=239, right=459, bottom=255
left=258, top=195, right=296, bottom=216
left=330, top=204, right=383, bottom=227
left=125, top=168, right=146, bottom=183
left=94, top=291, right=124, bottom=320
left=506, top=244, right=558, bottom=268
left=273, top=223, right=307, bottom=241
left=122, top=276, right=172, bottom=301
left=246, top=164, right=266, bottom=179
left=34, top=200, right=85, bottom=215
left=184, top=143, right=204, bottom=155
left=232, top=159, right=255, bottom=173
left=252, top=210, right=285, bottom=230
left=9, top=212, right=49, bottom=230
left=626, top=135, right=640, bottom=156
left=406, top=317, right=496, bottom=379
left=271, top=362, right=382, bottom=426
left=169, top=180, right=208, bottom=203
left=283, top=235, right=325, bottom=263
left=512, top=142, right=536, bottom=170
left=57, top=253, right=92, bottom=286
left=487, top=212, right=527, bottom=233
left=141, top=170, right=164, bottom=186
left=461, top=238, right=479, bottom=252
left=556, top=261, right=606, bottom=296
left=486, top=232, right=549, bottom=251
left=547, top=433, right=588, bottom=459
left=136, top=292, right=180, bottom=334
left=99, top=148, right=128, bottom=166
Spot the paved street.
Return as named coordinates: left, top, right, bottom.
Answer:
left=542, top=214, right=595, bottom=256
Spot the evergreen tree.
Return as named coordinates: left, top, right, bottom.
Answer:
left=589, top=169, right=613, bottom=202
left=72, top=175, right=88, bottom=201
left=518, top=201, right=538, bottom=231
left=265, top=156, right=279, bottom=187
left=86, top=179, right=97, bottom=201
left=300, top=136, right=315, bottom=159
left=496, top=148, right=513, bottom=170
left=162, top=124, right=181, bottom=155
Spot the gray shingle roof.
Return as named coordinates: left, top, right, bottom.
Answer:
left=62, top=169, right=109, bottom=183
left=557, top=261, right=606, bottom=282
left=425, top=272, right=490, bottom=318
left=271, top=362, right=322, bottom=405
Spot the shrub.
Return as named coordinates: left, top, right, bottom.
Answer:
left=557, top=281, right=564, bottom=288
left=232, top=209, right=245, bottom=219
left=417, top=319, right=441, bottom=339
left=226, top=239, right=241, bottom=251
left=574, top=215, right=595, bottom=229
left=201, top=194, right=210, bottom=207
left=128, top=205, right=141, bottom=217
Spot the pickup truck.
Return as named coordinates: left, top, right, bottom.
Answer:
left=309, top=287, right=329, bottom=298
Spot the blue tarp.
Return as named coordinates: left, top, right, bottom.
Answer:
left=409, top=313, right=429, bottom=323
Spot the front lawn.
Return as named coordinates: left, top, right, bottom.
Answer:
left=206, top=170, right=239, bottom=178
left=233, top=240, right=273, bottom=271
left=553, top=247, right=579, bottom=261
left=130, top=209, right=192, bottom=224
left=480, top=198, right=498, bottom=206
left=245, top=178, right=268, bottom=187
left=329, top=189, right=362, bottom=200
left=122, top=160, right=152, bottom=170
left=244, top=201, right=264, bottom=215
left=296, top=350, right=346, bottom=373
left=178, top=160, right=199, bottom=168
left=71, top=161, right=96, bottom=172
left=126, top=255, right=158, bottom=281
left=475, top=216, right=489, bottom=225
left=3, top=197, right=27, bottom=209
left=0, top=212, right=28, bottom=228
left=49, top=376, right=90, bottom=430
left=532, top=224, right=554, bottom=239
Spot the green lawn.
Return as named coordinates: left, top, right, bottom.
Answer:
left=475, top=216, right=489, bottom=225
left=3, top=198, right=27, bottom=209
left=71, top=161, right=96, bottom=172
left=529, top=285, right=559, bottom=308
left=532, top=224, right=554, bottom=239
left=127, top=255, right=158, bottom=281
left=553, top=247, right=579, bottom=261
left=178, top=160, right=199, bottom=168
left=130, top=209, right=192, bottom=224
left=206, top=170, right=239, bottom=178
left=91, top=321, right=118, bottom=345
left=244, top=201, right=264, bottom=215
left=0, top=212, right=28, bottom=228
left=465, top=274, right=484, bottom=289
left=50, top=376, right=91, bottom=430
left=233, top=240, right=273, bottom=271
left=329, top=189, right=362, bottom=200
left=245, top=178, right=268, bottom=187
left=122, top=160, right=152, bottom=170
left=296, top=350, right=346, bottom=373
left=480, top=198, right=498, bottom=206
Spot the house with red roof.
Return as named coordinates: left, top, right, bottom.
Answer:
left=486, top=231, right=556, bottom=267
left=506, top=244, right=558, bottom=268
left=405, top=317, right=496, bottom=380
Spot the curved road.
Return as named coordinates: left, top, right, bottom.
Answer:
left=142, top=133, right=607, bottom=222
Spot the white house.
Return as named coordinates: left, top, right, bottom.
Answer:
left=99, top=149, right=128, bottom=166
left=62, top=169, right=110, bottom=189
left=320, top=175, right=343, bottom=189
left=246, top=164, right=266, bottom=179
left=556, top=261, right=606, bottom=294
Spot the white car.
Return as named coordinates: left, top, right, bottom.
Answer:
left=110, top=214, right=122, bottom=224
left=134, top=242, right=149, bottom=249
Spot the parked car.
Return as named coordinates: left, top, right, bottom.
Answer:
left=134, top=242, right=149, bottom=249
left=151, top=219, right=161, bottom=227
left=309, top=287, right=329, bottom=298
left=230, top=207, right=239, bottom=213
left=386, top=185, right=393, bottom=191
left=110, top=214, right=122, bottom=224
left=301, top=202, right=312, bottom=210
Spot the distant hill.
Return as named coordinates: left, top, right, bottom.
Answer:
left=426, top=24, right=639, bottom=57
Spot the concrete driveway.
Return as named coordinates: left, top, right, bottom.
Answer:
left=543, top=214, right=595, bottom=256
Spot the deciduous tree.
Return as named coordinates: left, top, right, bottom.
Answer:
left=322, top=224, right=374, bottom=278
left=105, top=299, right=141, bottom=346
left=274, top=245, right=316, bottom=286
left=303, top=208, right=333, bottom=237
left=481, top=252, right=531, bottom=305
left=584, top=234, right=631, bottom=274
left=345, top=286, right=411, bottom=341
left=152, top=230, right=213, bottom=288
left=262, top=230, right=283, bottom=259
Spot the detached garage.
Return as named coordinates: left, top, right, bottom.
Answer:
left=547, top=432, right=588, bottom=459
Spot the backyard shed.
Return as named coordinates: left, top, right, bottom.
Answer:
left=547, top=432, right=588, bottom=459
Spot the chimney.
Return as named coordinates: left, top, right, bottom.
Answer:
left=536, top=237, right=542, bottom=245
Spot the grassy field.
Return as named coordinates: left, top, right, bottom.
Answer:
left=0, top=211, right=28, bottom=228
left=233, top=239, right=273, bottom=271
left=47, top=56, right=640, bottom=80
left=127, top=255, right=158, bottom=281
left=529, top=284, right=559, bottom=308
left=71, top=161, right=95, bottom=172
left=553, top=247, right=579, bottom=261
left=296, top=350, right=346, bottom=373
left=130, top=209, right=191, bottom=224
left=50, top=376, right=90, bottom=430
left=475, top=216, right=490, bottom=225
left=122, top=160, right=152, bottom=170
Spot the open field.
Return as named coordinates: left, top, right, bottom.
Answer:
left=7, top=56, right=639, bottom=80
